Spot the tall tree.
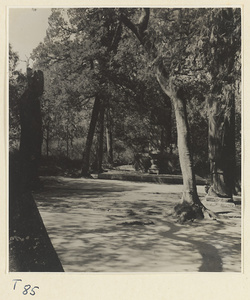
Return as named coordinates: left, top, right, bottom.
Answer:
left=9, top=45, right=26, bottom=150
left=31, top=8, right=240, bottom=200
left=81, top=95, right=101, bottom=176
left=33, top=9, right=174, bottom=171
left=97, top=100, right=105, bottom=172
left=120, top=8, right=206, bottom=220
left=35, top=8, right=124, bottom=174
left=105, top=100, right=114, bottom=166
left=202, top=8, right=241, bottom=198
left=121, top=7, right=240, bottom=215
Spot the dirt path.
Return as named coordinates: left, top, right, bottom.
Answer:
left=34, top=176, right=241, bottom=272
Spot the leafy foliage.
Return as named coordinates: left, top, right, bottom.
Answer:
left=9, top=8, right=241, bottom=178
left=9, top=44, right=26, bottom=151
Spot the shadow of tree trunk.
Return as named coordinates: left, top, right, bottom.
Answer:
left=160, top=221, right=223, bottom=272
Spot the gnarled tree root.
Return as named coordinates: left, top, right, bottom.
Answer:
left=201, top=206, right=218, bottom=220
left=174, top=202, right=218, bottom=224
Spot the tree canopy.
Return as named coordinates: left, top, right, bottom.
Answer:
left=9, top=8, right=241, bottom=182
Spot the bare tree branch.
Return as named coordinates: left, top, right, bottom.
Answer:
left=120, top=12, right=142, bottom=42
left=120, top=8, right=157, bottom=58
left=138, top=8, right=150, bottom=34
left=108, top=21, right=122, bottom=52
left=120, top=8, right=150, bottom=44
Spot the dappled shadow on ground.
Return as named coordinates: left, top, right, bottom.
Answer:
left=160, top=221, right=224, bottom=272
left=39, top=176, right=143, bottom=200
left=34, top=176, right=241, bottom=272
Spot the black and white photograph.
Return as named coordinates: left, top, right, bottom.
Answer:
left=2, top=0, right=250, bottom=298
left=8, top=7, right=242, bottom=275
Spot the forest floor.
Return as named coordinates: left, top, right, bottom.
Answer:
left=34, top=176, right=241, bottom=272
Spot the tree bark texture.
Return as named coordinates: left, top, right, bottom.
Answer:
left=106, top=106, right=113, bottom=166
left=121, top=9, right=202, bottom=208
left=173, top=97, right=199, bottom=204
left=98, top=100, right=105, bottom=173
left=156, top=71, right=200, bottom=204
left=207, top=91, right=236, bottom=198
left=81, top=95, right=101, bottom=176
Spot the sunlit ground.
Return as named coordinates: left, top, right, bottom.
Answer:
left=34, top=177, right=241, bottom=272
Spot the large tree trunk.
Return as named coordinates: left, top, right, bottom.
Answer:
left=173, top=97, right=200, bottom=204
left=156, top=70, right=204, bottom=221
left=121, top=9, right=207, bottom=221
left=81, top=95, right=101, bottom=177
left=156, top=71, right=200, bottom=205
left=207, top=89, right=236, bottom=199
left=206, top=9, right=238, bottom=200
left=106, top=106, right=113, bottom=166
left=98, top=100, right=105, bottom=173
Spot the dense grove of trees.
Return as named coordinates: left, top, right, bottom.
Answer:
left=9, top=8, right=241, bottom=220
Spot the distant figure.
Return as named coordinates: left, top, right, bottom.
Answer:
left=19, top=69, right=44, bottom=191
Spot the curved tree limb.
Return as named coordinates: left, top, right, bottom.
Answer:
left=120, top=8, right=150, bottom=45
